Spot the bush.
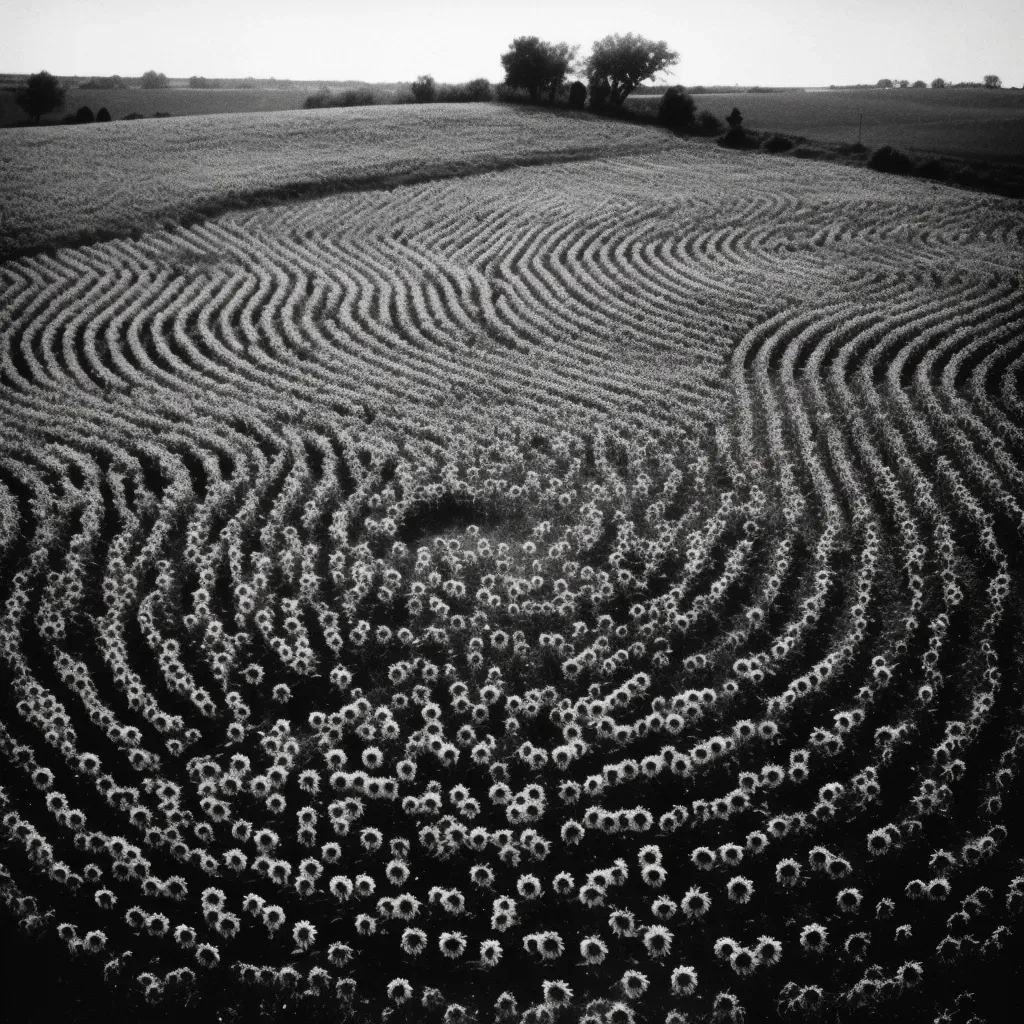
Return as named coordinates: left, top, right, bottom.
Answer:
left=568, top=81, right=587, bottom=109
left=74, top=105, right=95, bottom=124
left=304, top=88, right=376, bottom=109
left=695, top=110, right=723, bottom=135
left=436, top=79, right=493, bottom=103
left=726, top=107, right=743, bottom=128
left=412, top=75, right=437, bottom=103
left=140, top=70, right=169, bottom=89
left=657, top=86, right=696, bottom=131
left=718, top=126, right=755, bottom=150
left=96, top=107, right=111, bottom=122
left=763, top=135, right=793, bottom=153
left=123, top=112, right=145, bottom=120
left=868, top=145, right=915, bottom=174
left=589, top=77, right=611, bottom=111
left=152, top=111, right=171, bottom=119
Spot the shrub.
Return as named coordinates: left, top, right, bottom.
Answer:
left=304, top=88, right=376, bottom=110
left=726, top=107, right=743, bottom=128
left=140, top=70, right=169, bottom=89
left=868, top=145, right=915, bottom=174
left=718, top=126, right=755, bottom=150
left=436, top=79, right=493, bottom=103
left=589, top=77, right=611, bottom=111
left=96, top=107, right=111, bottom=122
left=75, top=105, right=95, bottom=124
left=657, top=86, right=697, bottom=132
left=696, top=111, right=723, bottom=135
left=412, top=76, right=437, bottom=103
left=568, top=81, right=587, bottom=110
left=763, top=135, right=793, bottom=153
left=123, top=112, right=145, bottom=120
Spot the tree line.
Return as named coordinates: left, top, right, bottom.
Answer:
left=496, top=33, right=678, bottom=110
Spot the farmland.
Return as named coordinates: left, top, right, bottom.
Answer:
left=1, top=103, right=1024, bottom=1024
left=626, top=88, right=1024, bottom=163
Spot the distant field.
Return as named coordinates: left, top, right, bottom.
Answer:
left=627, top=88, right=1024, bottom=163
left=0, top=103, right=671, bottom=259
left=0, top=86, right=316, bottom=126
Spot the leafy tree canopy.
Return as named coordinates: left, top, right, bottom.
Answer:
left=584, top=33, right=679, bottom=107
left=501, top=36, right=578, bottom=102
left=15, top=70, right=67, bottom=123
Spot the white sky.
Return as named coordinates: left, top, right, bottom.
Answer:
left=4, top=0, right=1022, bottom=87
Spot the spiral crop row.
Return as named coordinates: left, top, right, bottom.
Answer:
left=1, top=148, right=1023, bottom=1024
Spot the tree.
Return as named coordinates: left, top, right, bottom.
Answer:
left=726, top=107, right=743, bottom=128
left=931, top=78, right=946, bottom=88
left=584, top=33, right=679, bottom=108
left=412, top=75, right=437, bottom=103
left=96, top=107, right=112, bottom=122
left=911, top=80, right=927, bottom=88
left=877, top=78, right=894, bottom=89
left=141, top=70, right=169, bottom=89
left=984, top=75, right=1002, bottom=89
left=14, top=70, right=67, bottom=124
left=500, top=36, right=577, bottom=102
left=896, top=79, right=910, bottom=88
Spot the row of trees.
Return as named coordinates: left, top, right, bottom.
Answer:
left=500, top=33, right=678, bottom=109
left=877, top=75, right=1002, bottom=89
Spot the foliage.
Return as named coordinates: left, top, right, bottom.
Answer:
left=984, top=75, right=1002, bottom=89
left=78, top=75, right=127, bottom=90
left=436, top=79, right=493, bottom=103
left=303, top=88, right=376, bottom=109
left=763, top=134, right=793, bottom=153
left=189, top=76, right=224, bottom=89
left=584, top=33, right=679, bottom=108
left=868, top=144, right=915, bottom=174
left=726, top=107, right=743, bottom=128
left=718, top=125, right=755, bottom=149
left=75, top=105, right=95, bottom=124
left=696, top=110, right=723, bottom=135
left=931, top=78, right=946, bottom=88
left=500, top=37, right=578, bottom=103
left=141, top=70, right=170, bottom=89
left=568, top=81, right=587, bottom=110
left=96, top=107, right=111, bottom=123
left=657, top=86, right=697, bottom=131
left=14, top=70, right=67, bottom=123
left=911, top=80, right=927, bottom=88
left=588, top=76, right=611, bottom=111
left=412, top=75, right=437, bottom=103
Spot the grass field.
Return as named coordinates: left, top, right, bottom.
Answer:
left=1, top=102, right=1023, bottom=1024
left=626, top=88, right=1024, bottom=163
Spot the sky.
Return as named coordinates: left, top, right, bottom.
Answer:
left=5, top=0, right=1022, bottom=87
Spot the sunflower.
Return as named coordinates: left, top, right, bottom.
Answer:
left=670, top=965, right=699, bottom=996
